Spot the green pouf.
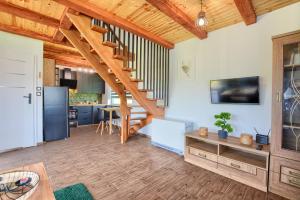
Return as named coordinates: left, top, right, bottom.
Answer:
left=54, top=183, right=93, bottom=200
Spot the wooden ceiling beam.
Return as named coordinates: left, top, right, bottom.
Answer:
left=0, top=1, right=60, bottom=28
left=44, top=43, right=80, bottom=56
left=44, top=51, right=91, bottom=68
left=53, top=0, right=174, bottom=49
left=146, top=0, right=207, bottom=39
left=233, top=0, right=256, bottom=25
left=0, top=23, right=54, bottom=42
left=55, top=59, right=91, bottom=68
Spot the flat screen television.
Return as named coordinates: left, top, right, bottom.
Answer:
left=210, top=76, right=259, bottom=104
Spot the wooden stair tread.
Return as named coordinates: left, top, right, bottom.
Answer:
left=90, top=48, right=96, bottom=54
left=80, top=35, right=87, bottom=42
left=113, top=54, right=126, bottom=60
left=130, top=78, right=143, bottom=82
left=130, top=117, right=146, bottom=121
left=128, top=105, right=143, bottom=108
left=122, top=67, right=132, bottom=71
left=130, top=122, right=141, bottom=126
left=138, top=89, right=151, bottom=92
left=131, top=111, right=148, bottom=114
left=103, top=41, right=118, bottom=48
left=91, top=25, right=108, bottom=34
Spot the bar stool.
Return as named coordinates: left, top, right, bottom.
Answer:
left=112, top=110, right=121, bottom=130
left=96, top=107, right=110, bottom=135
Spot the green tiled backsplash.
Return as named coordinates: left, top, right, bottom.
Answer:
left=69, top=89, right=102, bottom=104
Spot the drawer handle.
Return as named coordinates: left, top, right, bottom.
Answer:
left=289, top=179, right=300, bottom=187
left=230, top=163, right=241, bottom=169
left=289, top=171, right=300, bottom=178
left=198, top=153, right=206, bottom=158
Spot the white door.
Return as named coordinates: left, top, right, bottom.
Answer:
left=0, top=51, right=35, bottom=152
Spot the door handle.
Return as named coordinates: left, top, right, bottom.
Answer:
left=23, top=93, right=32, bottom=104
left=276, top=91, right=282, bottom=102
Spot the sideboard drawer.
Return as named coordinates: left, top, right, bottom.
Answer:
left=269, top=171, right=300, bottom=200
left=218, top=156, right=257, bottom=175
left=189, top=147, right=218, bottom=162
left=281, top=166, right=300, bottom=179
left=281, top=174, right=300, bottom=188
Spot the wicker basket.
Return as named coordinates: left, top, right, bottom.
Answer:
left=0, top=171, right=40, bottom=200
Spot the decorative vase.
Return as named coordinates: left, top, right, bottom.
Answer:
left=218, top=130, right=228, bottom=139
left=240, top=133, right=253, bottom=146
left=199, top=127, right=208, bottom=137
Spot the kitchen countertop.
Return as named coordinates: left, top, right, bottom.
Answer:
left=69, top=104, right=107, bottom=107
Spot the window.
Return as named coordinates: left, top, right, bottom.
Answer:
left=110, top=91, right=132, bottom=105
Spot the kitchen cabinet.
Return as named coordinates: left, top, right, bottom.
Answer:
left=77, top=72, right=105, bottom=94
left=76, top=106, right=93, bottom=125
left=72, top=105, right=106, bottom=126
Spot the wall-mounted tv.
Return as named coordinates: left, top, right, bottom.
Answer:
left=210, top=76, right=260, bottom=104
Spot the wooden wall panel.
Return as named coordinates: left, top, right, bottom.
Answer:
left=43, top=58, right=56, bottom=87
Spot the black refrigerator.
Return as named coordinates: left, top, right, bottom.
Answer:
left=43, top=87, right=69, bottom=141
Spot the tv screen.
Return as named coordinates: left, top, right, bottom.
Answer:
left=60, top=79, right=77, bottom=89
left=210, top=76, right=259, bottom=104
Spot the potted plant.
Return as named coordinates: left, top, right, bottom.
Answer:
left=214, top=112, right=233, bottom=139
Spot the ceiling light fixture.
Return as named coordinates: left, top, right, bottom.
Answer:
left=195, top=0, right=208, bottom=28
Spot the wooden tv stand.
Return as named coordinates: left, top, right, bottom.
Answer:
left=184, top=131, right=270, bottom=192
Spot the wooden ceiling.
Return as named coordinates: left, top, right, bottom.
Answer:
left=71, top=0, right=300, bottom=43
left=0, top=0, right=299, bottom=44
left=0, top=0, right=299, bottom=68
left=0, top=0, right=64, bottom=36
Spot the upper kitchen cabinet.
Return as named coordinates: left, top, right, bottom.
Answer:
left=77, top=72, right=105, bottom=94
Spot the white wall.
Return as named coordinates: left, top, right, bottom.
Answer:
left=160, top=2, right=300, bottom=138
left=0, top=31, right=43, bottom=143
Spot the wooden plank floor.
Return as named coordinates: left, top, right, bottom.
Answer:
left=0, top=126, right=286, bottom=200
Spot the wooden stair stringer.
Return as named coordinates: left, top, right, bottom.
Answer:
left=129, top=114, right=153, bottom=135
left=66, top=13, right=164, bottom=117
left=59, top=28, right=130, bottom=144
